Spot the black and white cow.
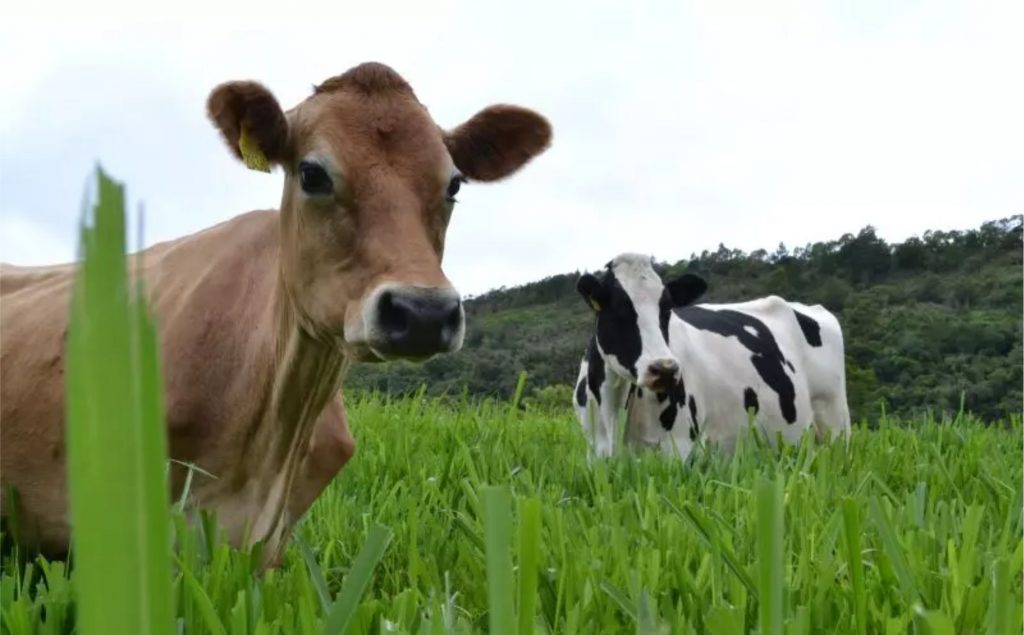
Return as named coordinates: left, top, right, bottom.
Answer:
left=573, top=253, right=850, bottom=459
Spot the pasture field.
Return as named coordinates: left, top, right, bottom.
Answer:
left=2, top=393, right=1022, bottom=634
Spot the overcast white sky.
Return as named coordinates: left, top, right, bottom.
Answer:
left=2, top=0, right=1022, bottom=296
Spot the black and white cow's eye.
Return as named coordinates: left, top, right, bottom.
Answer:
left=299, top=161, right=333, bottom=196
left=446, top=176, right=464, bottom=202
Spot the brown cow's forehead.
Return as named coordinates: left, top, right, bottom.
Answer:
left=288, top=91, right=452, bottom=192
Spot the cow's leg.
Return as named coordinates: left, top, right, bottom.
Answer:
left=593, top=379, right=629, bottom=458
left=580, top=388, right=619, bottom=459
left=811, top=395, right=852, bottom=443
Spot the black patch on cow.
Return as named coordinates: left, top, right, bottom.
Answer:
left=743, top=387, right=759, bottom=414
left=585, top=337, right=605, bottom=405
left=593, top=272, right=642, bottom=377
left=575, top=375, right=587, bottom=407
left=635, top=387, right=643, bottom=399
left=579, top=268, right=643, bottom=378
left=673, top=376, right=687, bottom=407
left=656, top=391, right=668, bottom=403
left=687, top=395, right=699, bottom=440
left=675, top=306, right=798, bottom=424
left=658, top=289, right=673, bottom=342
left=659, top=403, right=677, bottom=431
left=658, top=379, right=688, bottom=431
left=792, top=309, right=823, bottom=347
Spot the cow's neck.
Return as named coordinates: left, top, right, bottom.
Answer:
left=234, top=274, right=349, bottom=554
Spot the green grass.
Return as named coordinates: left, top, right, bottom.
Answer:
left=0, top=169, right=1021, bottom=633
left=64, top=167, right=173, bottom=635
left=3, top=395, right=1021, bottom=633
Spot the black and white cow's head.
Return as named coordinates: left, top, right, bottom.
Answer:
left=577, top=253, right=707, bottom=394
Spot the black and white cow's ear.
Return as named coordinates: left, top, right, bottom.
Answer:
left=576, top=273, right=606, bottom=312
left=666, top=273, right=707, bottom=307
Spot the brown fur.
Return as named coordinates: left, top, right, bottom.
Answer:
left=314, top=62, right=415, bottom=96
left=0, top=62, right=551, bottom=566
left=445, top=105, right=553, bottom=182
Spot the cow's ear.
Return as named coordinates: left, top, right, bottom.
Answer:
left=577, top=273, right=606, bottom=313
left=666, top=273, right=707, bottom=307
left=444, top=105, right=552, bottom=182
left=207, top=81, right=290, bottom=172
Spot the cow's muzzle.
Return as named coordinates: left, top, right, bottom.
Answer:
left=642, top=357, right=679, bottom=394
left=367, top=285, right=464, bottom=359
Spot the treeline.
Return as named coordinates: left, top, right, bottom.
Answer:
left=347, top=216, right=1023, bottom=423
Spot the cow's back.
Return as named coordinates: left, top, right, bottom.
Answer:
left=671, top=295, right=849, bottom=446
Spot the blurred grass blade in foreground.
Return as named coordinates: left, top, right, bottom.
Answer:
left=66, top=166, right=173, bottom=635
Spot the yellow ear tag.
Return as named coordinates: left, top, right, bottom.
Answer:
left=238, top=124, right=271, bottom=173
left=589, top=298, right=602, bottom=312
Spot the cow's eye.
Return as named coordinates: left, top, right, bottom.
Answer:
left=299, top=161, right=333, bottom=195
left=446, top=175, right=464, bottom=202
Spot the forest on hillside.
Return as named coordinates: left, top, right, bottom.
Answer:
left=347, top=216, right=1023, bottom=423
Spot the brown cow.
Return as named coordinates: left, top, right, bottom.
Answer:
left=0, top=62, right=551, bottom=565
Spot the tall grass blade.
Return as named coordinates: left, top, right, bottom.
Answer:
left=599, top=580, right=636, bottom=622
left=517, top=498, right=541, bottom=635
left=482, top=485, right=515, bottom=635
left=756, top=475, right=784, bottom=635
left=841, top=498, right=867, bottom=635
left=65, top=166, right=173, bottom=635
left=868, top=497, right=922, bottom=606
left=662, top=496, right=757, bottom=597
left=296, top=533, right=332, bottom=613
left=322, top=522, right=393, bottom=635
left=987, top=556, right=1012, bottom=635
left=180, top=561, right=227, bottom=635
left=913, top=604, right=955, bottom=635
left=511, top=371, right=528, bottom=411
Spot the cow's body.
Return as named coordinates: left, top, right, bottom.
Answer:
left=1, top=212, right=347, bottom=557
left=1, top=62, right=551, bottom=564
left=573, top=255, right=850, bottom=459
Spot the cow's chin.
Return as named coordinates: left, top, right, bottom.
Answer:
left=346, top=344, right=388, bottom=363
left=366, top=348, right=437, bottom=364
left=341, top=339, right=442, bottom=364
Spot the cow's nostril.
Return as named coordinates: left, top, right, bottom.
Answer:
left=377, top=291, right=409, bottom=335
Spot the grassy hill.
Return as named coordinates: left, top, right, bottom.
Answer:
left=347, top=216, right=1023, bottom=423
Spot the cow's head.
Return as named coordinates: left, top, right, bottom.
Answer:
left=577, top=254, right=706, bottom=393
left=207, top=62, right=551, bottom=361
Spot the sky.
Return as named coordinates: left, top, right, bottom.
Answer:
left=2, top=0, right=1022, bottom=297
